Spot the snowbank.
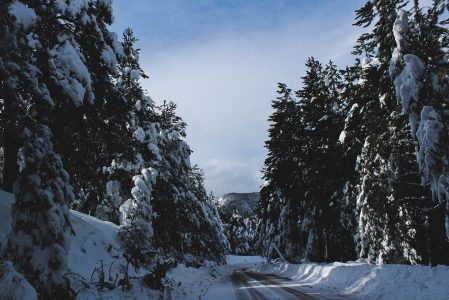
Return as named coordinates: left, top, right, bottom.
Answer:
left=0, top=191, right=157, bottom=299
left=253, top=261, right=449, bottom=300
left=0, top=261, right=38, bottom=300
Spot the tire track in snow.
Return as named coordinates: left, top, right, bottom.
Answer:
left=243, top=271, right=319, bottom=300
left=231, top=271, right=270, bottom=300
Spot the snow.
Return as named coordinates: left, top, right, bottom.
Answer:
left=109, top=32, right=125, bottom=58
left=252, top=261, right=449, bottom=300
left=392, top=10, right=409, bottom=52
left=361, top=56, right=381, bottom=70
left=168, top=256, right=265, bottom=300
left=101, top=45, right=119, bottom=74
left=133, top=126, right=145, bottom=143
left=391, top=52, right=424, bottom=117
left=2, top=188, right=449, bottom=299
left=416, top=106, right=444, bottom=196
left=54, top=0, right=89, bottom=17
left=318, top=115, right=329, bottom=122
left=338, top=130, right=347, bottom=144
left=0, top=261, right=38, bottom=300
left=48, top=39, right=94, bottom=106
left=9, top=1, right=37, bottom=30
left=130, top=69, right=140, bottom=81
left=165, top=261, right=222, bottom=300
left=0, top=190, right=154, bottom=298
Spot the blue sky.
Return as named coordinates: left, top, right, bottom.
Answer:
left=110, top=0, right=364, bottom=196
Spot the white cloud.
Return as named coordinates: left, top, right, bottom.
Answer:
left=200, top=158, right=263, bottom=196
left=138, top=15, right=362, bottom=195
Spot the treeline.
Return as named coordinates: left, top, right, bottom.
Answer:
left=258, top=0, right=449, bottom=266
left=0, top=1, right=227, bottom=297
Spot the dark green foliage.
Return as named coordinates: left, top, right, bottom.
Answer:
left=257, top=0, right=449, bottom=265
left=258, top=61, right=354, bottom=262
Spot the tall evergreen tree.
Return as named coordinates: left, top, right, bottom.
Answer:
left=348, top=0, right=424, bottom=264
left=390, top=4, right=449, bottom=265
left=294, top=58, right=352, bottom=262
left=97, top=28, right=157, bottom=223
left=1, top=1, right=75, bottom=296
left=0, top=0, right=24, bottom=193
left=257, top=83, right=302, bottom=261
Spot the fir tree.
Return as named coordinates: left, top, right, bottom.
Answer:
left=257, top=83, right=302, bottom=261
left=4, top=123, right=74, bottom=298
left=294, top=58, right=351, bottom=262
left=98, top=28, right=157, bottom=223
left=348, top=0, right=424, bottom=264
left=390, top=5, right=449, bottom=265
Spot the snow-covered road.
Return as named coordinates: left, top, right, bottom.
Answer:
left=204, top=269, right=352, bottom=300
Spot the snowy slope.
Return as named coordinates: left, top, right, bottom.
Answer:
left=0, top=191, right=159, bottom=299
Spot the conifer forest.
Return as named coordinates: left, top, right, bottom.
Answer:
left=1, top=1, right=449, bottom=299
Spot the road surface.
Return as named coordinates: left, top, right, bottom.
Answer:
left=204, top=270, right=352, bottom=300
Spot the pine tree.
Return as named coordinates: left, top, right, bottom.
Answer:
left=390, top=4, right=449, bottom=265
left=346, top=0, right=425, bottom=264
left=0, top=0, right=24, bottom=193
left=151, top=102, right=226, bottom=263
left=294, top=58, right=352, bottom=262
left=1, top=2, right=75, bottom=295
left=5, top=123, right=74, bottom=298
left=97, top=28, right=157, bottom=223
left=118, top=167, right=158, bottom=268
left=31, top=0, right=134, bottom=216
left=257, top=83, right=302, bottom=261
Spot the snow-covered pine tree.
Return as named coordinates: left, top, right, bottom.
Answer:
left=5, top=122, right=74, bottom=298
left=150, top=102, right=227, bottom=263
left=28, top=0, right=133, bottom=216
left=347, top=0, right=424, bottom=264
left=119, top=98, right=227, bottom=269
left=257, top=83, right=302, bottom=261
left=118, top=167, right=158, bottom=268
left=0, top=0, right=24, bottom=193
left=223, top=211, right=257, bottom=255
left=188, top=166, right=230, bottom=255
left=390, top=4, right=449, bottom=265
left=293, top=58, right=352, bottom=262
left=217, top=193, right=257, bottom=255
left=1, top=2, right=75, bottom=296
left=98, top=28, right=158, bottom=223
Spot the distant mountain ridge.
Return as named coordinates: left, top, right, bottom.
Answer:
left=217, top=192, right=260, bottom=218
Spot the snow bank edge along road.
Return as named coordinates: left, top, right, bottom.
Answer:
left=253, top=260, right=449, bottom=300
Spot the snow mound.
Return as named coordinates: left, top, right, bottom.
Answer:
left=0, top=261, right=38, bottom=300
left=68, top=210, right=135, bottom=280
left=0, top=190, right=154, bottom=298
left=253, top=261, right=449, bottom=300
